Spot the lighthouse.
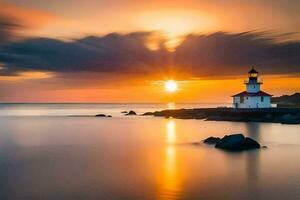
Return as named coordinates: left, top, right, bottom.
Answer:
left=232, top=68, right=272, bottom=108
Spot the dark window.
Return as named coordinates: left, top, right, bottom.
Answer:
left=241, top=96, right=244, bottom=103
left=261, top=96, right=264, bottom=102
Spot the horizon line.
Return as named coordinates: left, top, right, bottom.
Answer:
left=0, top=102, right=231, bottom=104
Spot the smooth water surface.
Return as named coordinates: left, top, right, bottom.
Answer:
left=0, top=104, right=299, bottom=200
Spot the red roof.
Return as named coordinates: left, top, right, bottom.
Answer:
left=231, top=91, right=272, bottom=97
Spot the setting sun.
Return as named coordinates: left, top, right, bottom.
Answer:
left=165, top=80, right=178, bottom=93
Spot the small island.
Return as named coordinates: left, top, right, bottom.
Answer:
left=143, top=107, right=300, bottom=124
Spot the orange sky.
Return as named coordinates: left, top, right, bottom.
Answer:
left=2, top=0, right=299, bottom=38
left=1, top=73, right=299, bottom=103
left=0, top=0, right=299, bottom=102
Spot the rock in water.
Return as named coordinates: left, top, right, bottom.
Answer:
left=125, top=110, right=137, bottom=115
left=95, top=114, right=112, bottom=117
left=215, top=134, right=260, bottom=151
left=215, top=134, right=245, bottom=150
left=95, top=114, right=106, bottom=117
left=203, top=137, right=221, bottom=144
left=244, top=137, right=260, bottom=150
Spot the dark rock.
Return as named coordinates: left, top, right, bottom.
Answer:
left=281, top=114, right=300, bottom=124
left=125, top=110, right=137, bottom=116
left=195, top=113, right=206, bottom=119
left=215, top=134, right=260, bottom=151
left=142, top=112, right=153, bottom=116
left=203, top=137, right=221, bottom=144
left=142, top=107, right=300, bottom=124
left=264, top=114, right=273, bottom=120
left=95, top=114, right=112, bottom=117
left=215, top=134, right=245, bottom=150
left=121, top=111, right=128, bottom=114
left=95, top=114, right=106, bottom=117
left=262, top=146, right=268, bottom=149
left=177, top=115, right=193, bottom=119
left=244, top=137, right=261, bottom=149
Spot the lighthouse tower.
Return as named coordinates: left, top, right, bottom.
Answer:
left=232, top=68, right=272, bottom=108
left=246, top=68, right=261, bottom=93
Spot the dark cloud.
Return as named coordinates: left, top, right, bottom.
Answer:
left=0, top=17, right=22, bottom=45
left=0, top=30, right=299, bottom=78
left=0, top=32, right=169, bottom=76
left=174, top=32, right=300, bottom=76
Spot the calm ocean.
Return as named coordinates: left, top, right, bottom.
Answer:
left=0, top=103, right=299, bottom=199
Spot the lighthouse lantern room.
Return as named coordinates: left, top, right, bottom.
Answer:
left=232, top=68, right=272, bottom=108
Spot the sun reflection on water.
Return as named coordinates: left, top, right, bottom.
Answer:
left=158, top=120, right=181, bottom=200
left=166, top=120, right=176, bottom=144
left=167, top=102, right=176, bottom=110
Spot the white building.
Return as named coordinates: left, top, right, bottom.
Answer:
left=232, top=68, right=272, bottom=108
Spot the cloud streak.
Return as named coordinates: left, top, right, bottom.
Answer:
left=174, top=32, right=300, bottom=76
left=0, top=23, right=299, bottom=78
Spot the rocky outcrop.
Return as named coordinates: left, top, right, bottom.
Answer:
left=95, top=114, right=112, bottom=117
left=203, top=137, right=221, bottom=144
left=215, top=134, right=260, bottom=151
left=143, top=108, right=300, bottom=124
left=280, top=114, right=300, bottom=124
left=272, top=93, right=300, bottom=108
left=203, top=134, right=260, bottom=151
left=125, top=110, right=137, bottom=116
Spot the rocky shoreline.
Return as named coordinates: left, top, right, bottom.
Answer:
left=143, top=108, right=300, bottom=124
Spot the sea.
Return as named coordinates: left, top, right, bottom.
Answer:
left=0, top=103, right=299, bottom=200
